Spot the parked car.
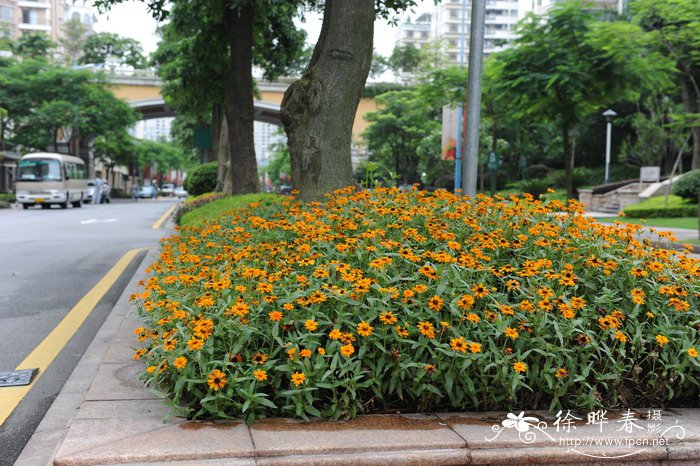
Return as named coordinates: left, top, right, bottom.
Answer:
left=161, top=183, right=175, bottom=196
left=138, top=185, right=158, bottom=199
left=174, top=186, right=188, bottom=198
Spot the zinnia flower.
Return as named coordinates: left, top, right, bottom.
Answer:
left=513, top=362, right=527, bottom=373
left=357, top=321, right=374, bottom=337
left=174, top=356, right=187, bottom=369
left=291, top=372, right=306, bottom=387
left=207, top=369, right=227, bottom=391
left=253, top=369, right=267, bottom=381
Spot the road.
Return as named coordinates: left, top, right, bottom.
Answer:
left=0, top=197, right=178, bottom=465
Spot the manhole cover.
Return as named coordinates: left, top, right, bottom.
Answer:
left=0, top=369, right=38, bottom=387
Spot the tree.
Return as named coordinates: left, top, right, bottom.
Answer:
left=138, top=0, right=307, bottom=194
left=282, top=0, right=417, bottom=202
left=61, top=17, right=89, bottom=66
left=494, top=0, right=672, bottom=196
left=632, top=0, right=700, bottom=169
left=388, top=43, right=422, bottom=84
left=364, top=89, right=441, bottom=184
left=14, top=33, right=55, bottom=59
left=0, top=58, right=136, bottom=174
left=80, top=32, right=148, bottom=68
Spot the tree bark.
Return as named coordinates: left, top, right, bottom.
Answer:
left=562, top=122, right=574, bottom=197
left=281, top=0, right=374, bottom=202
left=678, top=73, right=700, bottom=170
left=223, top=1, right=259, bottom=194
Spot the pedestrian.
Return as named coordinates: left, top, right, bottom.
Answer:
left=130, top=183, right=139, bottom=202
left=92, top=176, right=104, bottom=205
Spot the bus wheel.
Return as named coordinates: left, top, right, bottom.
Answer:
left=22, top=203, right=29, bottom=210
left=41, top=203, right=50, bottom=209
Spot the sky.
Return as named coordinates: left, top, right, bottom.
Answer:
left=93, top=1, right=435, bottom=58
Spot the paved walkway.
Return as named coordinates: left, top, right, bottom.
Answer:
left=17, top=219, right=700, bottom=466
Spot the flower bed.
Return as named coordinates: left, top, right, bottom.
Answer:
left=132, top=187, right=700, bottom=423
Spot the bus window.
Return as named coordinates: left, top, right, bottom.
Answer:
left=18, top=158, right=62, bottom=181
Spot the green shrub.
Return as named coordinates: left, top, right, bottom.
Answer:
left=515, top=178, right=551, bottom=198
left=0, top=193, right=15, bottom=202
left=130, top=187, right=700, bottom=423
left=551, top=167, right=600, bottom=192
left=624, top=195, right=698, bottom=218
left=522, top=164, right=550, bottom=180
left=672, top=170, right=700, bottom=201
left=184, top=162, right=218, bottom=196
left=178, top=193, right=281, bottom=227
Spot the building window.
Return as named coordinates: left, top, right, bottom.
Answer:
left=22, top=9, right=38, bottom=25
left=406, top=30, right=414, bottom=37
left=449, top=53, right=457, bottom=61
left=0, top=5, right=12, bottom=23
left=82, top=13, right=90, bottom=24
left=421, top=31, right=428, bottom=38
left=449, top=9, right=458, bottom=18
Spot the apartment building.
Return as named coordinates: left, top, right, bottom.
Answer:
left=524, top=0, right=626, bottom=16
left=395, top=12, right=433, bottom=49
left=437, top=0, right=520, bottom=62
left=0, top=0, right=95, bottom=45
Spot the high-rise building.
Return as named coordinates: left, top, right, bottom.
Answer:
left=131, top=117, right=174, bottom=142
left=0, top=0, right=95, bottom=49
left=395, top=12, right=433, bottom=49
left=254, top=121, right=286, bottom=169
left=436, top=0, right=520, bottom=64
left=523, top=0, right=625, bottom=16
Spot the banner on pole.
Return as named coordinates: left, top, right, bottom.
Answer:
left=441, top=106, right=460, bottom=161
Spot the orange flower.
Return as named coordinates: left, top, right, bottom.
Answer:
left=457, top=294, right=475, bottom=310
left=379, top=311, right=398, bottom=325
left=207, top=369, right=227, bottom=391
left=555, top=368, right=568, bottom=378
left=417, top=321, right=435, bottom=339
left=174, top=356, right=187, bottom=369
left=268, top=311, right=283, bottom=321
left=469, top=342, right=482, bottom=353
left=427, top=295, right=444, bottom=311
left=356, top=321, right=374, bottom=337
left=329, top=328, right=342, bottom=340
left=471, top=284, right=489, bottom=298
left=655, top=335, right=669, bottom=347
left=450, top=337, right=468, bottom=353
left=688, top=348, right=698, bottom=358
left=513, top=362, right=527, bottom=373
left=504, top=327, right=519, bottom=340
left=253, top=369, right=267, bottom=381
left=304, top=320, right=319, bottom=331
left=340, top=344, right=355, bottom=357
left=252, top=353, right=269, bottom=364
left=300, top=349, right=312, bottom=358
left=290, top=372, right=306, bottom=387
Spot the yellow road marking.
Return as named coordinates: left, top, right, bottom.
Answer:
left=152, top=204, right=177, bottom=230
left=0, top=248, right=146, bottom=426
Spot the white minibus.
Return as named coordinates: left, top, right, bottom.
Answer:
left=15, top=153, right=89, bottom=209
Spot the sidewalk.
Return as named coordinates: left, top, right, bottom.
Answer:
left=18, top=221, right=700, bottom=466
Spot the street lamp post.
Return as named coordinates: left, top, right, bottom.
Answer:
left=603, top=109, right=617, bottom=185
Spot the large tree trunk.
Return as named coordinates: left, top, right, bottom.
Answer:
left=223, top=1, right=259, bottom=194
left=679, top=73, right=700, bottom=170
left=280, top=0, right=374, bottom=202
left=562, top=122, right=574, bottom=198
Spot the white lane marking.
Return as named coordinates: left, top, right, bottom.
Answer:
left=80, top=218, right=118, bottom=224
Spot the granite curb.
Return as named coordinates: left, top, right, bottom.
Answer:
left=15, top=247, right=157, bottom=466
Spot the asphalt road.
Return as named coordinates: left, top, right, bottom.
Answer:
left=0, top=197, right=178, bottom=465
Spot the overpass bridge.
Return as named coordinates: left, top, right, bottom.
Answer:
left=107, top=71, right=379, bottom=143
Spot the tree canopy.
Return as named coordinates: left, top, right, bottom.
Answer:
left=80, top=32, right=149, bottom=68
